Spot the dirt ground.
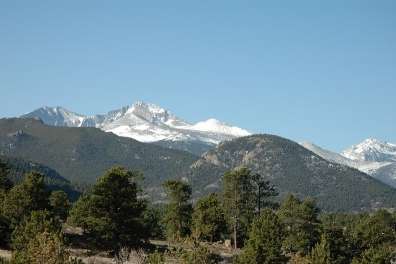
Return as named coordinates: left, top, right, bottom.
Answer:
left=0, top=224, right=239, bottom=263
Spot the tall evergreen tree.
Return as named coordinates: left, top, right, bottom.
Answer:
left=11, top=210, right=61, bottom=264
left=67, top=193, right=91, bottom=232
left=161, top=180, right=192, bottom=242
left=234, top=208, right=287, bottom=264
left=278, top=195, right=321, bottom=255
left=0, top=156, right=12, bottom=192
left=1, top=171, right=49, bottom=228
left=69, top=166, right=147, bottom=252
left=220, top=167, right=256, bottom=249
left=299, top=198, right=321, bottom=253
left=252, top=173, right=278, bottom=214
left=278, top=194, right=301, bottom=253
left=192, top=193, right=227, bottom=242
left=356, top=209, right=396, bottom=250
left=306, top=233, right=336, bottom=264
left=0, top=156, right=12, bottom=247
left=49, top=190, right=71, bottom=221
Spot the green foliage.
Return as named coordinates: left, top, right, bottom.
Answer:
left=278, top=195, right=321, bottom=255
left=179, top=243, right=220, bottom=264
left=72, top=166, right=148, bottom=252
left=252, top=173, right=278, bottom=213
left=161, top=180, right=192, bottom=241
left=354, top=244, right=396, bottom=264
left=67, top=193, right=91, bottom=231
left=146, top=250, right=166, bottom=264
left=356, top=209, right=396, bottom=250
left=234, top=209, right=287, bottom=264
left=49, top=190, right=71, bottom=221
left=1, top=171, right=49, bottom=228
left=192, top=193, right=227, bottom=242
left=321, top=226, right=349, bottom=263
left=306, top=233, right=336, bottom=264
left=298, top=198, right=321, bottom=253
left=141, top=204, right=165, bottom=241
left=0, top=155, right=12, bottom=192
left=186, top=134, right=396, bottom=211
left=0, top=118, right=198, bottom=197
left=2, top=155, right=82, bottom=202
left=220, top=167, right=256, bottom=249
left=11, top=210, right=61, bottom=263
left=0, top=156, right=12, bottom=247
left=278, top=194, right=300, bottom=253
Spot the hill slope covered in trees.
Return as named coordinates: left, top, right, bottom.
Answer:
left=0, top=118, right=199, bottom=188
left=185, top=134, right=396, bottom=211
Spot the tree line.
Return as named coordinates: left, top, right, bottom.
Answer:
left=1, top=156, right=395, bottom=263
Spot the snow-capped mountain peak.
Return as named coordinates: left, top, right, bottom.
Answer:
left=24, top=106, right=85, bottom=127
left=192, top=118, right=251, bottom=136
left=128, top=102, right=190, bottom=128
left=300, top=140, right=396, bottom=188
left=341, top=139, right=396, bottom=162
left=21, top=102, right=252, bottom=154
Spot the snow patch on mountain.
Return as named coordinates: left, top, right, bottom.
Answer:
left=192, top=118, right=251, bottom=136
left=341, top=139, right=396, bottom=162
left=22, top=102, right=252, bottom=152
left=300, top=141, right=396, bottom=188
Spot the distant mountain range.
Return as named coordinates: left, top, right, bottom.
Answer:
left=1, top=118, right=395, bottom=211
left=300, top=139, right=396, bottom=188
left=0, top=118, right=198, bottom=188
left=185, top=134, right=396, bottom=211
left=21, top=102, right=251, bottom=155
left=19, top=102, right=396, bottom=188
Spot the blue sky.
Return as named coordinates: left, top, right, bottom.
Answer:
left=1, top=0, right=395, bottom=152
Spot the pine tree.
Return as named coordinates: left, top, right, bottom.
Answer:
left=67, top=166, right=147, bottom=252
left=49, top=190, right=71, bottom=221
left=306, top=233, right=335, bottom=264
left=278, top=195, right=321, bottom=255
left=221, top=167, right=256, bottom=249
left=0, top=156, right=12, bottom=192
left=252, top=173, right=278, bottom=214
left=0, top=156, right=12, bottom=247
left=26, top=229, right=70, bottom=264
left=67, top=193, right=91, bottom=232
left=87, top=166, right=147, bottom=251
left=11, top=210, right=61, bottom=264
left=234, top=208, right=287, bottom=264
left=192, top=193, right=227, bottom=242
left=299, top=198, right=321, bottom=253
left=161, top=180, right=192, bottom=242
left=278, top=195, right=301, bottom=253
left=355, top=244, right=395, bottom=264
left=1, top=171, right=49, bottom=228
left=357, top=209, right=396, bottom=250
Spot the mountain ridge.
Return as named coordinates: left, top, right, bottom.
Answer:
left=186, top=134, right=396, bottom=211
left=300, top=141, right=396, bottom=188
left=21, top=102, right=251, bottom=155
left=1, top=119, right=396, bottom=211
left=0, top=117, right=198, bottom=187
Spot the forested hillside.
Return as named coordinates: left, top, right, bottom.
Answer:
left=1, top=162, right=395, bottom=264
left=186, top=134, right=396, bottom=211
left=0, top=118, right=199, bottom=188
left=1, top=118, right=396, bottom=212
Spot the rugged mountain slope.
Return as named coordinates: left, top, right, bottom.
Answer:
left=2, top=155, right=82, bottom=200
left=186, top=134, right=396, bottom=211
left=341, top=139, right=396, bottom=162
left=21, top=102, right=251, bottom=155
left=0, top=118, right=199, bottom=188
left=300, top=141, right=396, bottom=188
